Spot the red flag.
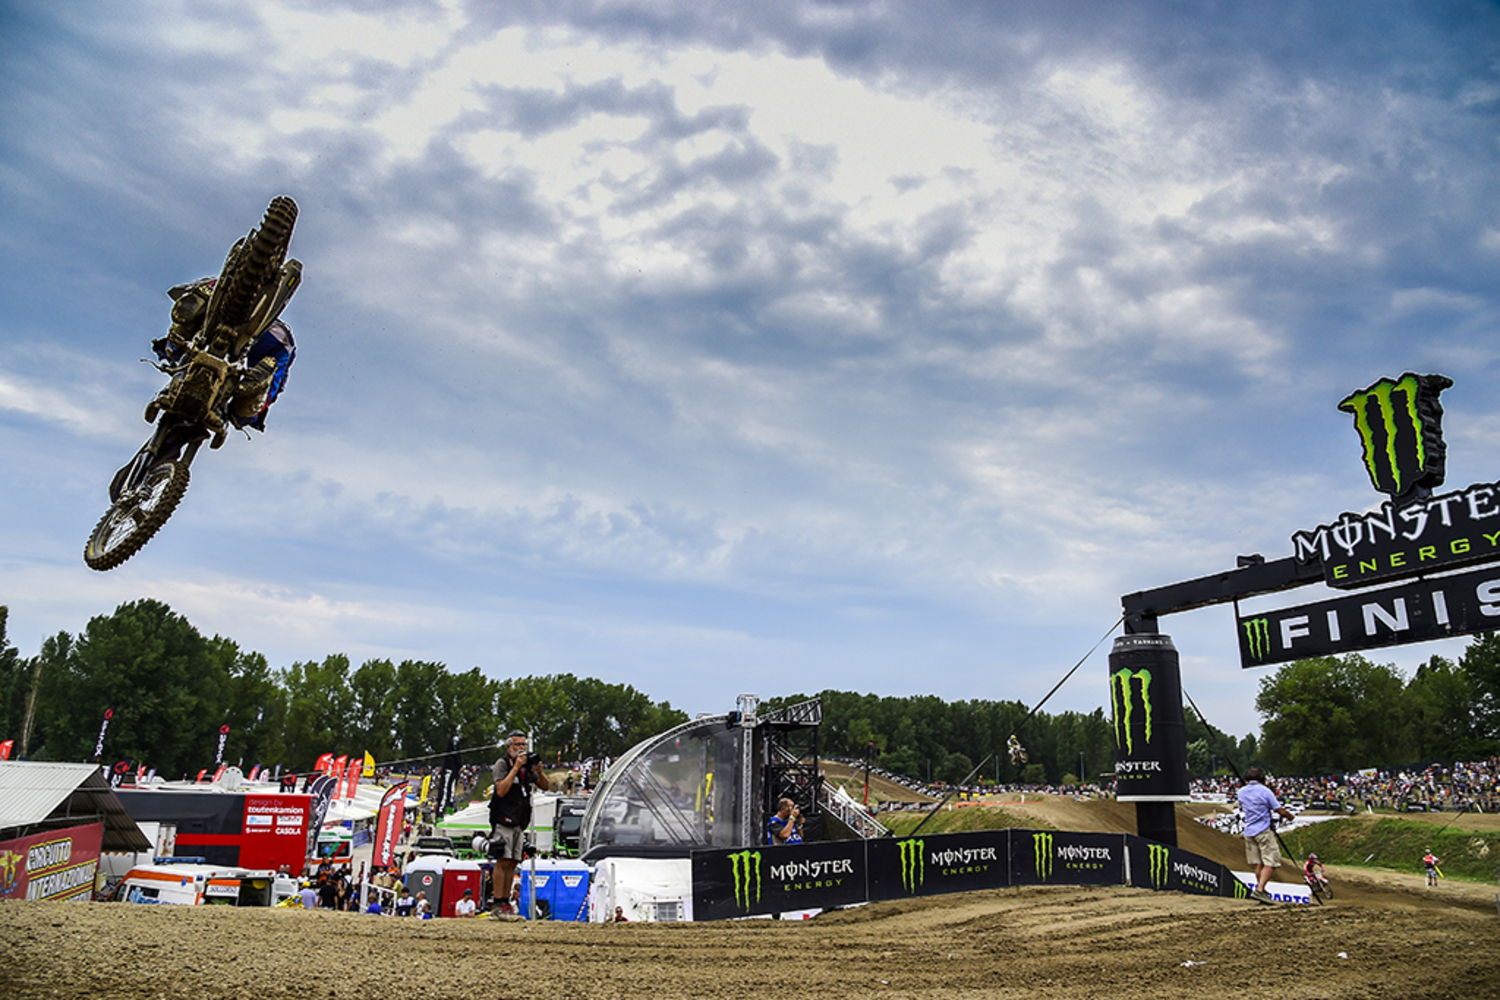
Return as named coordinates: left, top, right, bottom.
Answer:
left=332, top=755, right=348, bottom=780
left=314, top=752, right=334, bottom=775
left=195, top=769, right=208, bottom=782
left=212, top=765, right=226, bottom=782
left=342, top=757, right=361, bottom=799
left=371, top=782, right=409, bottom=869
left=0, top=740, right=13, bottom=760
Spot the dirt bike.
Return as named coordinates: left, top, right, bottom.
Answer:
left=83, top=196, right=301, bottom=571
left=1305, top=871, right=1332, bottom=903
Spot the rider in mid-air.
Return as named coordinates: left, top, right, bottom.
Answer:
left=156, top=276, right=296, bottom=430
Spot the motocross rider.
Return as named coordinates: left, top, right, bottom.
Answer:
left=155, top=277, right=295, bottom=430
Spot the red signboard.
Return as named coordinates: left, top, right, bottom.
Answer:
left=0, top=822, right=103, bottom=901
left=237, top=794, right=311, bottom=872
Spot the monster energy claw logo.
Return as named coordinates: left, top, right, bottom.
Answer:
left=1338, top=373, right=1451, bottom=505
left=1232, top=878, right=1248, bottom=899
left=899, top=839, right=925, bottom=893
left=729, top=850, right=762, bottom=910
left=1032, top=832, right=1053, bottom=880
left=1242, top=617, right=1271, bottom=662
left=1110, top=669, right=1153, bottom=754
left=1148, top=843, right=1169, bottom=890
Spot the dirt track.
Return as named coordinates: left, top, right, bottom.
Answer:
left=1, top=876, right=1496, bottom=1000
left=2, top=799, right=1496, bottom=1000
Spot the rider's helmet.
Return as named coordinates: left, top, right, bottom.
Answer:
left=1307, top=853, right=1318, bottom=861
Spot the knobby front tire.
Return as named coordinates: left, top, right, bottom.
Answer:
left=83, top=460, right=191, bottom=571
left=216, top=196, right=298, bottom=328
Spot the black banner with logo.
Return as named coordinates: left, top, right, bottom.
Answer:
left=1237, top=563, right=1500, bottom=668
left=1010, top=829, right=1126, bottom=887
left=867, top=831, right=1009, bottom=902
left=1124, top=838, right=1227, bottom=897
left=1107, top=635, right=1189, bottom=802
left=691, top=840, right=867, bottom=920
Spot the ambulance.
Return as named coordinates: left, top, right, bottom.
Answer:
left=116, top=863, right=298, bottom=906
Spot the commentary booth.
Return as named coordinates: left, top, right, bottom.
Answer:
left=578, top=695, right=827, bottom=920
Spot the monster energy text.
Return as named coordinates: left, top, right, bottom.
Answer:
left=768, top=857, right=853, bottom=892
left=1172, top=860, right=1218, bottom=891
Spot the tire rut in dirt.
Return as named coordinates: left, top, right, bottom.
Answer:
left=83, top=461, right=190, bottom=570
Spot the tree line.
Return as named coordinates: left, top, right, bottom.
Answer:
left=1253, top=639, right=1500, bottom=774
left=4, top=600, right=1497, bottom=786
left=763, top=690, right=1255, bottom=786
left=0, top=600, right=687, bottom=778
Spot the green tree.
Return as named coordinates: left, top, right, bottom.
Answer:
left=1459, top=632, right=1500, bottom=750
left=0, top=607, right=30, bottom=746
left=1400, top=655, right=1480, bottom=761
left=28, top=600, right=229, bottom=777
left=1255, top=655, right=1405, bottom=773
left=280, top=654, right=354, bottom=768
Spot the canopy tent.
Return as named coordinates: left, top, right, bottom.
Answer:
left=0, top=761, right=150, bottom=852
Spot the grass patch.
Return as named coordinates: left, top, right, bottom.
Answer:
left=1282, top=817, right=1500, bottom=883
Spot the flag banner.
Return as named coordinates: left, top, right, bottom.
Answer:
left=343, top=757, right=361, bottom=800
left=314, top=752, right=334, bottom=775
left=371, top=782, right=409, bottom=869
left=438, top=736, right=461, bottom=815
left=362, top=751, right=376, bottom=778
left=867, top=830, right=1010, bottom=901
left=419, top=774, right=431, bottom=804
left=0, top=740, right=13, bottom=760
left=304, top=774, right=337, bottom=860
left=92, top=707, right=115, bottom=762
left=214, top=723, right=231, bottom=766
left=109, top=759, right=134, bottom=789
left=1010, top=830, right=1127, bottom=887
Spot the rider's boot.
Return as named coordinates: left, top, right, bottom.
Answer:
left=229, top=357, right=278, bottom=426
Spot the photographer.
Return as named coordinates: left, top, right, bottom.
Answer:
left=767, top=797, right=804, bottom=845
left=488, top=731, right=550, bottom=915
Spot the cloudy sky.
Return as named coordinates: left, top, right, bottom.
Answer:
left=2, top=0, right=1498, bottom=742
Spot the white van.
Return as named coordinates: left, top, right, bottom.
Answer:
left=117, top=863, right=297, bottom=907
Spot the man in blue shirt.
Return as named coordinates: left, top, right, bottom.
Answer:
left=1238, top=767, right=1295, bottom=904
left=767, top=798, right=805, bottom=845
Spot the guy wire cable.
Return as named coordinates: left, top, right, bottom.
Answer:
left=1182, top=686, right=1297, bottom=869
left=899, top=612, right=1125, bottom=838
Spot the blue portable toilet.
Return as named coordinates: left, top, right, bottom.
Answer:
left=517, top=859, right=592, bottom=921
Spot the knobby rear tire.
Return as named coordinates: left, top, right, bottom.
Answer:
left=83, top=461, right=191, bottom=571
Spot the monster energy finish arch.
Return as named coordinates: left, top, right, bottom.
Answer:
left=1107, top=634, right=1189, bottom=804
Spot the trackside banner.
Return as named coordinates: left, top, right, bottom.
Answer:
left=690, top=830, right=1246, bottom=920
left=691, top=840, right=866, bottom=920
left=1124, top=839, right=1229, bottom=898
left=0, top=822, right=103, bottom=901
left=866, top=831, right=1010, bottom=901
left=1011, top=830, right=1127, bottom=887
